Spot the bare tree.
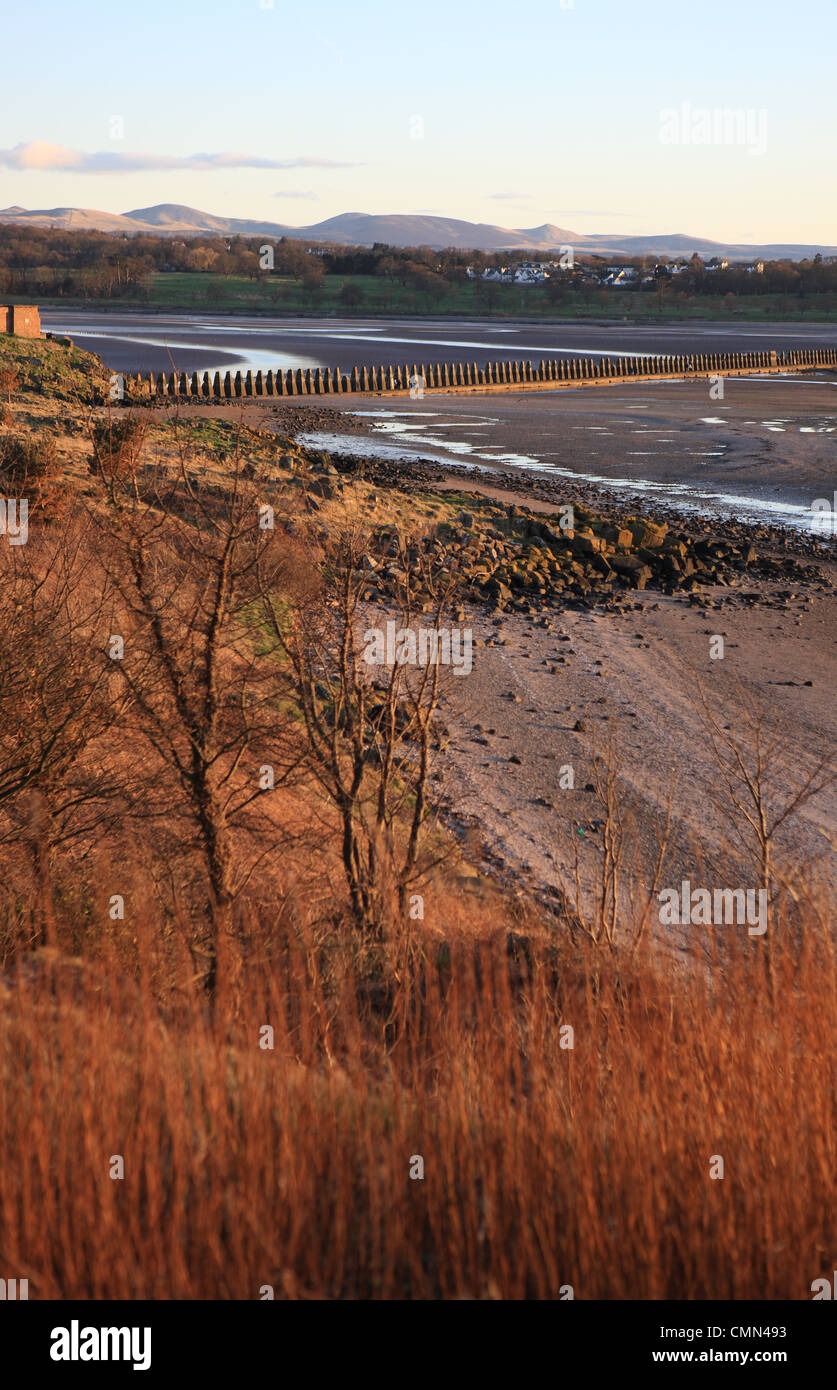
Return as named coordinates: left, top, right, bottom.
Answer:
left=698, top=680, right=835, bottom=907
left=0, top=507, right=128, bottom=945
left=258, top=521, right=465, bottom=942
left=91, top=410, right=305, bottom=1007
left=570, top=735, right=674, bottom=956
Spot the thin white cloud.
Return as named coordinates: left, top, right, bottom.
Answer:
left=0, top=141, right=358, bottom=173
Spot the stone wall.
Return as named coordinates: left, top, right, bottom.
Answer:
left=0, top=305, right=41, bottom=338
left=124, top=346, right=837, bottom=401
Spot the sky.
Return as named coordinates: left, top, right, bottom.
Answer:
left=1, top=0, right=834, bottom=245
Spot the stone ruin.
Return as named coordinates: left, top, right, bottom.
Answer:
left=0, top=305, right=41, bottom=338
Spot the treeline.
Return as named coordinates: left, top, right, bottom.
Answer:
left=0, top=225, right=477, bottom=300
left=1, top=223, right=836, bottom=301
left=651, top=256, right=837, bottom=298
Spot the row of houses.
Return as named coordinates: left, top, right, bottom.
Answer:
left=467, top=260, right=562, bottom=284
left=466, top=255, right=766, bottom=287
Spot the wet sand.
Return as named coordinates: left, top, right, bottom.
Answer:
left=311, top=375, right=837, bottom=517
left=41, top=309, right=837, bottom=377
left=168, top=373, right=837, bottom=526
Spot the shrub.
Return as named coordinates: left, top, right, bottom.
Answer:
left=338, top=282, right=365, bottom=308
left=90, top=415, right=147, bottom=481
left=0, top=433, right=65, bottom=519
left=0, top=432, right=59, bottom=485
left=0, top=366, right=20, bottom=403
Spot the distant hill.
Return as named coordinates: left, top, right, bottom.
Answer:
left=0, top=203, right=834, bottom=261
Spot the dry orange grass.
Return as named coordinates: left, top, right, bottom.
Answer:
left=0, top=890, right=834, bottom=1300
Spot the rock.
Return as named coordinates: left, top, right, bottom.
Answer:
left=572, top=530, right=608, bottom=556
left=602, top=524, right=634, bottom=548
left=573, top=719, right=588, bottom=732
left=309, top=477, right=335, bottom=499
left=626, top=518, right=668, bottom=549
left=610, top=555, right=653, bottom=588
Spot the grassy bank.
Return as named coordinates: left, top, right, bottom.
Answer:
left=23, top=270, right=837, bottom=322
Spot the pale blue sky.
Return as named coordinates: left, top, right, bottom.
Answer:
left=1, top=0, right=833, bottom=243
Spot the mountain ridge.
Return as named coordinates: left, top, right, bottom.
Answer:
left=0, top=203, right=833, bottom=260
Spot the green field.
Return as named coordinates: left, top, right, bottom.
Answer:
left=30, top=270, right=837, bottom=322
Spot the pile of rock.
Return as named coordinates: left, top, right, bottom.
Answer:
left=357, top=500, right=795, bottom=613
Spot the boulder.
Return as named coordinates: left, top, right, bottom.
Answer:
left=602, top=524, right=634, bottom=549
left=626, top=518, right=668, bottom=549
left=610, top=555, right=653, bottom=589
left=572, top=529, right=608, bottom=556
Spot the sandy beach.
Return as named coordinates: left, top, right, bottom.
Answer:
left=147, top=382, right=837, bottom=931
